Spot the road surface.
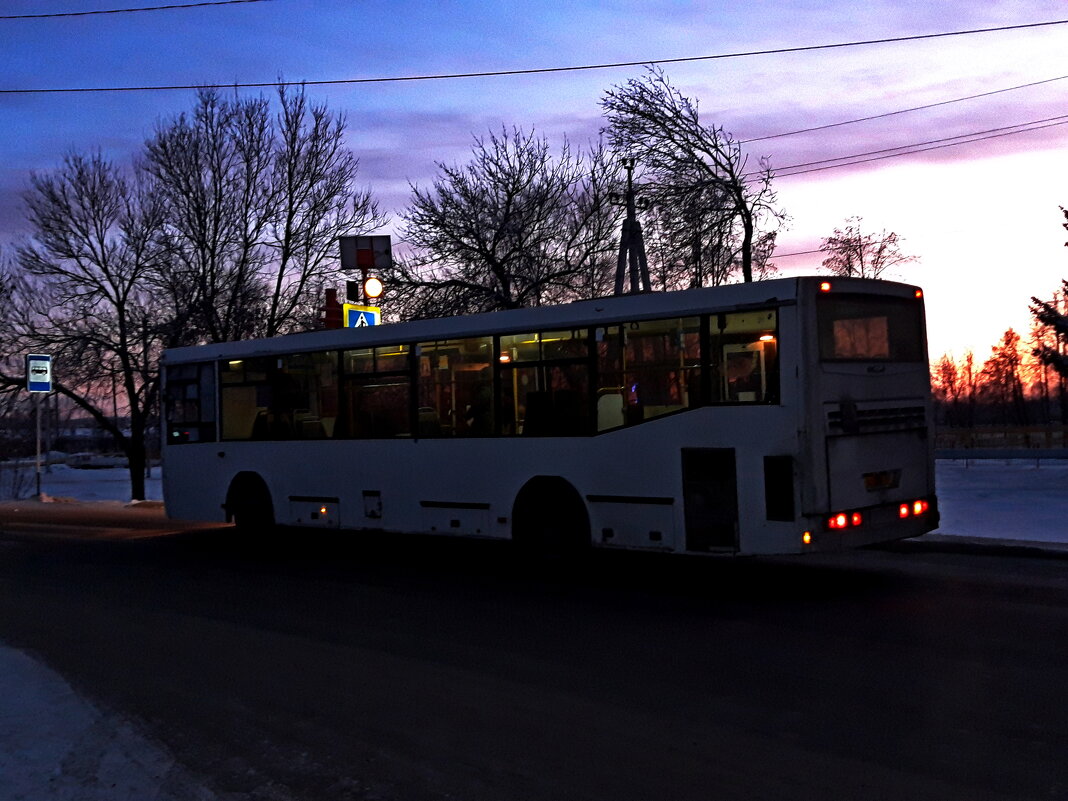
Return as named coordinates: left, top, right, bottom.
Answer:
left=1, top=516, right=1067, bottom=800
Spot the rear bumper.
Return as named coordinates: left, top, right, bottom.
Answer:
left=802, top=496, right=939, bottom=552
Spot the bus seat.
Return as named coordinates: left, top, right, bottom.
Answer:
left=597, top=392, right=624, bottom=430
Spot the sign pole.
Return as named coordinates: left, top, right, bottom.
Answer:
left=25, top=353, right=53, bottom=499
left=35, top=393, right=42, bottom=498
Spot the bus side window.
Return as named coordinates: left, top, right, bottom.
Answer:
left=416, top=337, right=493, bottom=437
left=340, top=345, right=411, bottom=439
left=164, top=362, right=217, bottom=444
left=710, top=310, right=778, bottom=404
left=604, top=317, right=700, bottom=426
left=499, top=331, right=591, bottom=436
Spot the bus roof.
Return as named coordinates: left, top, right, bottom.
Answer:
left=162, top=275, right=921, bottom=364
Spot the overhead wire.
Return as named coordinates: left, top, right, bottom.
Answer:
left=739, top=73, right=1068, bottom=144
left=769, top=112, right=1068, bottom=176
left=0, top=1, right=271, bottom=19
left=1, top=17, right=1067, bottom=93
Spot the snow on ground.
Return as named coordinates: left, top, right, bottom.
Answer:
left=934, top=459, right=1068, bottom=544
left=0, top=648, right=215, bottom=801
left=10, top=458, right=1068, bottom=544
left=2, top=458, right=1067, bottom=800
left=15, top=463, right=163, bottom=503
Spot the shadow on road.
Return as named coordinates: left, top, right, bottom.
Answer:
left=4, top=522, right=906, bottom=610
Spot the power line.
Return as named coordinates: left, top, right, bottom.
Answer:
left=773, top=116, right=1068, bottom=178
left=0, top=0, right=271, bottom=20
left=739, top=74, right=1068, bottom=144
left=774, top=112, right=1068, bottom=174
left=2, top=17, right=1067, bottom=94
left=768, top=248, right=823, bottom=260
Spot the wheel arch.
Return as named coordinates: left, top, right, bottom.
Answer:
left=224, top=470, right=274, bottom=527
left=511, top=474, right=590, bottom=549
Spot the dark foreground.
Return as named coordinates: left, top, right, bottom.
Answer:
left=0, top=522, right=1067, bottom=801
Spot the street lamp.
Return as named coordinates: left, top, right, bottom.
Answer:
left=610, top=156, right=652, bottom=295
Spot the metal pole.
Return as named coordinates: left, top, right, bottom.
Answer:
left=35, top=393, right=42, bottom=498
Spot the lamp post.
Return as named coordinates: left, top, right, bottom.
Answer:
left=610, top=157, right=652, bottom=295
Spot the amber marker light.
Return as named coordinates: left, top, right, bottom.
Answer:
left=914, top=289, right=924, bottom=299
left=319, top=506, right=328, bottom=516
left=802, top=531, right=813, bottom=546
left=819, top=281, right=832, bottom=292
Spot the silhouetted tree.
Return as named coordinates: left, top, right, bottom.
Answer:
left=0, top=153, right=166, bottom=498
left=0, top=88, right=383, bottom=500
left=601, top=66, right=784, bottom=284
left=387, top=128, right=621, bottom=317
left=820, top=216, right=915, bottom=279
left=980, top=329, right=1028, bottom=425
left=145, top=86, right=384, bottom=342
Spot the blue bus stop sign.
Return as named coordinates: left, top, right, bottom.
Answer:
left=26, top=354, right=52, bottom=393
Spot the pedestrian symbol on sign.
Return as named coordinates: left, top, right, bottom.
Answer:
left=342, top=303, right=380, bottom=327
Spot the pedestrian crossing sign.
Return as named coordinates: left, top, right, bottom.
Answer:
left=343, top=304, right=381, bottom=327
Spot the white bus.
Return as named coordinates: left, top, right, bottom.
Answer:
left=162, top=276, right=938, bottom=555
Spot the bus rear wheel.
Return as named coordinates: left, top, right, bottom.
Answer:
left=225, top=472, right=275, bottom=536
left=511, top=476, right=590, bottom=562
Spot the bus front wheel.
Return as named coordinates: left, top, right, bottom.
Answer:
left=225, top=472, right=275, bottom=535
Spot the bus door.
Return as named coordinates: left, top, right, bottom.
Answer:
left=682, top=447, right=739, bottom=551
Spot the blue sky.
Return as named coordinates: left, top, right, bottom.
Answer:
left=2, top=0, right=1067, bottom=359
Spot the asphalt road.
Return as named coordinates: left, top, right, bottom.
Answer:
left=1, top=517, right=1067, bottom=801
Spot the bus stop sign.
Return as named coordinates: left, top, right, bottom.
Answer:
left=26, top=354, right=52, bottom=393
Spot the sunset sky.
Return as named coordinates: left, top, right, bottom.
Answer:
left=2, top=0, right=1067, bottom=361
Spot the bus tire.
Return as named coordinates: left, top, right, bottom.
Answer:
left=511, top=476, right=590, bottom=560
left=225, top=472, right=275, bottom=535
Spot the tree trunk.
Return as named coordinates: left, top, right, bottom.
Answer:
left=126, top=438, right=147, bottom=501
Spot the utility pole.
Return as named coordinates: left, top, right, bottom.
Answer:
left=613, top=157, right=652, bottom=295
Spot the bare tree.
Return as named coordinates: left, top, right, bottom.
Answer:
left=145, top=89, right=273, bottom=344
left=820, top=216, right=915, bottom=279
left=0, top=153, right=166, bottom=499
left=145, top=86, right=383, bottom=342
left=262, top=87, right=386, bottom=335
left=389, top=127, right=621, bottom=317
left=601, top=66, right=785, bottom=284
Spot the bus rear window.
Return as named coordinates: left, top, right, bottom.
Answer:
left=817, top=294, right=924, bottom=362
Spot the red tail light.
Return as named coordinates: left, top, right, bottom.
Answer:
left=899, top=499, right=931, bottom=519
left=827, top=511, right=864, bottom=530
